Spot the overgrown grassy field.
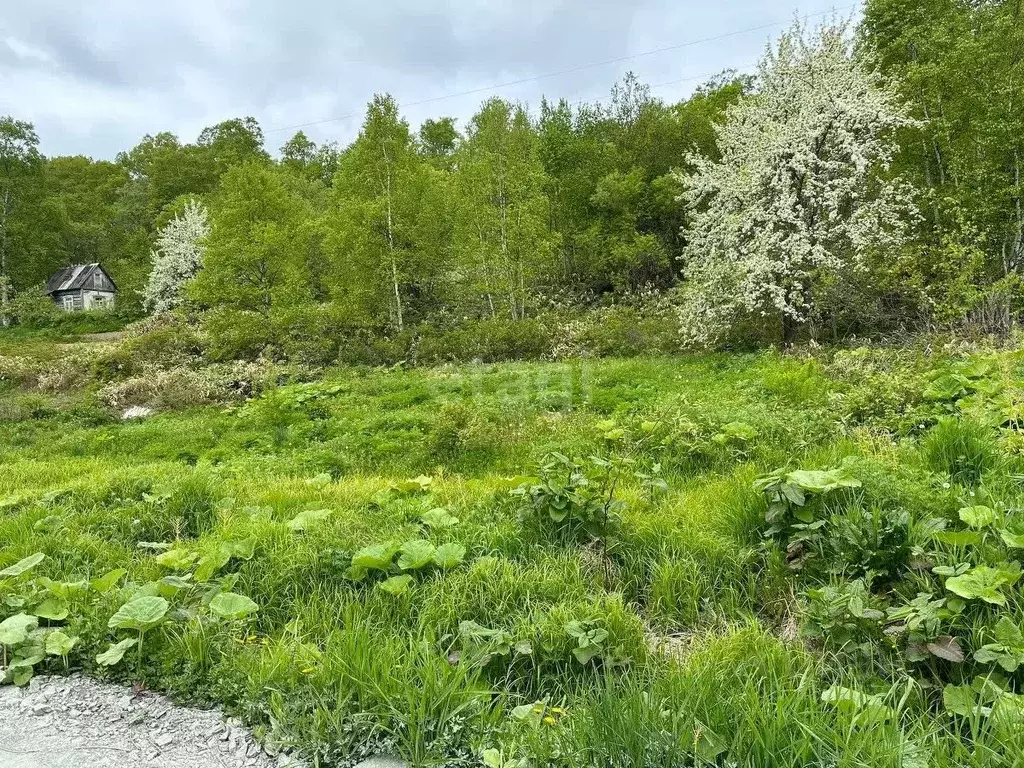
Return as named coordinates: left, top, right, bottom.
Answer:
left=3, top=334, right=1024, bottom=766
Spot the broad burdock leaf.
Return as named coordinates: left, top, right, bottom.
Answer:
left=943, top=684, right=987, bottom=718
left=1000, top=527, right=1024, bottom=549
left=40, top=578, right=88, bottom=600
left=194, top=550, right=231, bottom=583
left=96, top=638, right=137, bottom=667
left=392, top=475, right=433, bottom=494
left=995, top=616, right=1024, bottom=648
left=572, top=644, right=604, bottom=664
left=0, top=552, right=45, bottom=578
left=90, top=569, right=127, bottom=594
left=944, top=564, right=1022, bottom=606
left=45, top=630, right=78, bottom=657
left=398, top=540, right=436, bottom=570
left=513, top=640, right=533, bottom=656
left=194, top=537, right=255, bottom=582
left=378, top=575, right=414, bottom=596
left=0, top=613, right=38, bottom=646
left=157, top=575, right=192, bottom=596
left=433, top=543, right=466, bottom=569
left=108, top=596, right=169, bottom=631
left=821, top=686, right=897, bottom=724
left=421, top=508, right=459, bottom=529
left=352, top=541, right=400, bottom=571
left=154, top=548, right=197, bottom=570
left=693, top=721, right=729, bottom=763
left=131, top=582, right=162, bottom=599
left=32, top=597, right=69, bottom=622
left=959, top=506, right=998, bottom=529
left=923, top=375, right=970, bottom=402
left=458, top=620, right=514, bottom=656
left=973, top=617, right=1024, bottom=672
left=209, top=592, right=259, bottom=620
left=223, top=538, right=256, bottom=560
left=11, top=651, right=44, bottom=668
left=933, top=531, right=982, bottom=548
left=287, top=509, right=332, bottom=532
left=786, top=468, right=861, bottom=493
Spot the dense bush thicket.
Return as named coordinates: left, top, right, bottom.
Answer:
left=1, top=1, right=1022, bottom=357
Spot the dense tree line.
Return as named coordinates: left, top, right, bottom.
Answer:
left=1, top=1, right=1022, bottom=351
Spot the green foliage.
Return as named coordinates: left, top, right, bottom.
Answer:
left=862, top=0, right=1024, bottom=328
left=397, top=540, right=436, bottom=571
left=208, top=592, right=259, bottom=621
left=96, top=637, right=137, bottom=667
left=287, top=509, right=332, bottom=532
left=755, top=464, right=862, bottom=550
left=973, top=617, right=1024, bottom=672
left=108, top=596, right=169, bottom=632
left=0, top=613, right=38, bottom=646
left=325, top=94, right=449, bottom=331
left=0, top=552, right=45, bottom=577
left=513, top=452, right=625, bottom=548
left=3, top=341, right=1024, bottom=764
left=944, top=564, right=1021, bottom=607
left=191, top=162, right=312, bottom=331
left=922, top=417, right=999, bottom=486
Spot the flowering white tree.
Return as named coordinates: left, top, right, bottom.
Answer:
left=143, top=199, right=209, bottom=313
left=677, top=20, right=917, bottom=346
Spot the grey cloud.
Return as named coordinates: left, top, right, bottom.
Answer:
left=0, top=0, right=832, bottom=159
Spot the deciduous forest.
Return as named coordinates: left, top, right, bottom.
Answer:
left=1, top=0, right=1021, bottom=356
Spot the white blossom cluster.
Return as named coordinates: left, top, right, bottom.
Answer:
left=677, top=20, right=917, bottom=345
left=143, top=200, right=209, bottom=314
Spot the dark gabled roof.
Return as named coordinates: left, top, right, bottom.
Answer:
left=46, top=263, right=118, bottom=294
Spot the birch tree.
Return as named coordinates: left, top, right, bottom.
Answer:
left=326, top=95, right=447, bottom=330
left=862, top=0, right=1024, bottom=322
left=0, top=118, right=42, bottom=325
left=453, top=98, right=556, bottom=319
left=678, top=20, right=916, bottom=345
left=191, top=163, right=309, bottom=319
left=143, top=199, right=209, bottom=313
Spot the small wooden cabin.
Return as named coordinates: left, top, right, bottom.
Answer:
left=46, top=263, right=118, bottom=312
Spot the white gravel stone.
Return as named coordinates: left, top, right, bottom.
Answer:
left=0, top=674, right=306, bottom=768
left=121, top=405, right=155, bottom=420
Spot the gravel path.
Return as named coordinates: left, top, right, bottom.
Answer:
left=0, top=675, right=304, bottom=768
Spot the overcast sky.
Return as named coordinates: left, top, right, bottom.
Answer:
left=0, top=0, right=857, bottom=160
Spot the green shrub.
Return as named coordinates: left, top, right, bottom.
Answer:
left=760, top=358, right=829, bottom=406
left=827, top=504, right=911, bottom=584
left=0, top=392, right=56, bottom=421
left=91, top=346, right=138, bottom=382
left=5, top=284, right=65, bottom=328
left=922, top=417, right=999, bottom=485
left=578, top=305, right=680, bottom=358
left=122, top=323, right=204, bottom=367
left=202, top=308, right=276, bottom=361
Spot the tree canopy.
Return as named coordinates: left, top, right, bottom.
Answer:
left=3, top=5, right=1022, bottom=347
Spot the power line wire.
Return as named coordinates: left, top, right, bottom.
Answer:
left=264, top=2, right=857, bottom=134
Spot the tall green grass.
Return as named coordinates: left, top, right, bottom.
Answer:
left=2, top=339, right=1024, bottom=765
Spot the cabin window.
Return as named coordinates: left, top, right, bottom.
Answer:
left=93, top=272, right=102, bottom=288
left=63, top=295, right=75, bottom=311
